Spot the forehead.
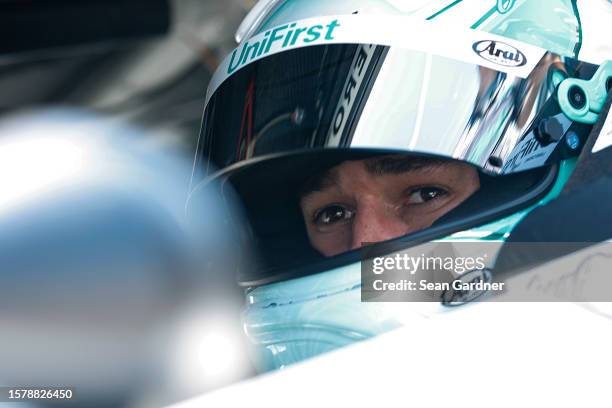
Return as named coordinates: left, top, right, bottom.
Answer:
left=300, top=155, right=453, bottom=196
left=364, top=155, right=448, bottom=175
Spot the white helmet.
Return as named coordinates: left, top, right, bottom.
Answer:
left=188, top=0, right=612, bottom=371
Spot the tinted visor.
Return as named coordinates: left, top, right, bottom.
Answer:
left=194, top=43, right=595, bottom=179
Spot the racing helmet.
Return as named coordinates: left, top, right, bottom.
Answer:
left=187, top=0, right=612, bottom=371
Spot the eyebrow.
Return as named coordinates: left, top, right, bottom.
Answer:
left=299, top=156, right=449, bottom=198
left=364, top=155, right=447, bottom=175
left=298, top=167, right=340, bottom=198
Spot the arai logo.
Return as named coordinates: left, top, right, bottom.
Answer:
left=472, top=40, right=526, bottom=67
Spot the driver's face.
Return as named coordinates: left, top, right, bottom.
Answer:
left=299, top=156, right=480, bottom=257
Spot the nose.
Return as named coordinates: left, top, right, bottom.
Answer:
left=350, top=196, right=410, bottom=250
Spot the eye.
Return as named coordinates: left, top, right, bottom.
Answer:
left=313, top=204, right=354, bottom=226
left=407, top=187, right=448, bottom=204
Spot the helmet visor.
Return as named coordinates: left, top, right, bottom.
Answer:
left=194, top=42, right=593, bottom=182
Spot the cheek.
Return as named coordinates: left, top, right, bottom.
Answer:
left=401, top=210, right=440, bottom=231
left=304, top=222, right=351, bottom=257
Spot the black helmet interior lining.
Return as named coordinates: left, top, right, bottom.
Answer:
left=219, top=149, right=557, bottom=286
